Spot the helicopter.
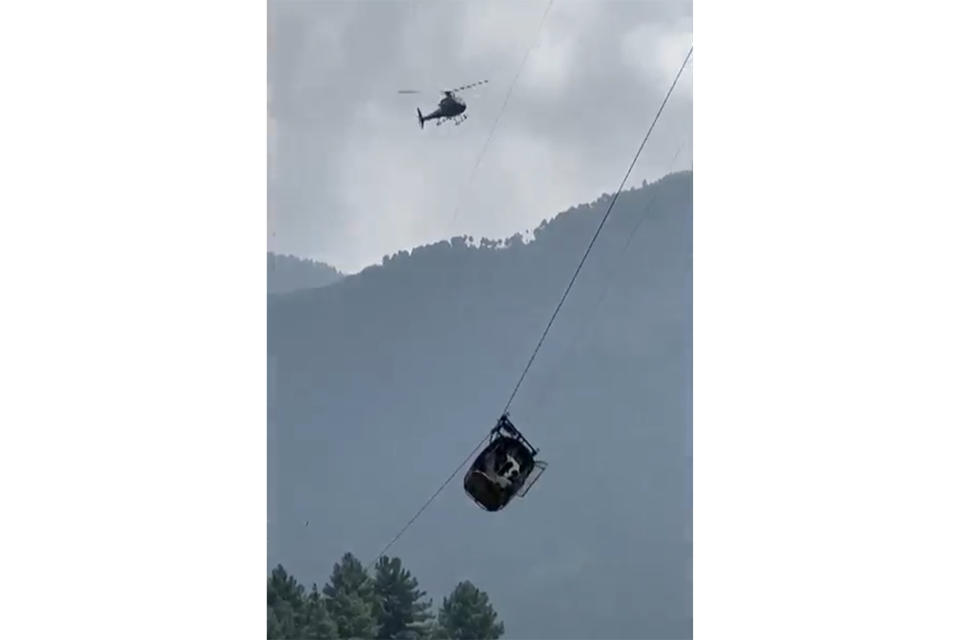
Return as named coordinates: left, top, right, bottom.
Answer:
left=398, top=80, right=488, bottom=128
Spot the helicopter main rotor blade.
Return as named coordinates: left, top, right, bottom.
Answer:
left=445, top=79, right=489, bottom=93
left=397, top=90, right=422, bottom=94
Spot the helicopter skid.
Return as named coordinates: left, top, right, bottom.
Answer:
left=427, top=114, right=468, bottom=128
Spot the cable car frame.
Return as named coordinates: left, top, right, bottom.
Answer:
left=463, top=413, right=548, bottom=512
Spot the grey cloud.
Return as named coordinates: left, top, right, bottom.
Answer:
left=269, top=0, right=692, bottom=272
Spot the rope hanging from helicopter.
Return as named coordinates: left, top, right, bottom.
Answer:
left=367, top=45, right=693, bottom=570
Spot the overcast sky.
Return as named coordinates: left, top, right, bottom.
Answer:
left=268, top=0, right=692, bottom=273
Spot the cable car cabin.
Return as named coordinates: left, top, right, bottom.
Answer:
left=463, top=414, right=547, bottom=512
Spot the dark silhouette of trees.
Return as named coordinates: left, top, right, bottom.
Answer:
left=267, top=565, right=308, bottom=639
left=303, top=583, right=338, bottom=639
left=373, top=556, right=434, bottom=639
left=268, top=252, right=343, bottom=294
left=267, top=558, right=504, bottom=640
left=436, top=581, right=504, bottom=640
left=323, top=553, right=379, bottom=639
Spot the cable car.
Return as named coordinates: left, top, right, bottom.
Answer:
left=463, top=414, right=547, bottom=512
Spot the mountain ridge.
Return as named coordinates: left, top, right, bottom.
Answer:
left=267, top=252, right=344, bottom=294
left=268, top=170, right=692, bottom=639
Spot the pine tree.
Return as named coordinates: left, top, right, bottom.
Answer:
left=323, top=552, right=379, bottom=639
left=268, top=564, right=306, bottom=639
left=436, top=581, right=504, bottom=640
left=373, top=556, right=434, bottom=639
left=302, top=583, right=339, bottom=639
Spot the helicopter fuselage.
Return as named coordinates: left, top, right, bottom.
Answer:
left=417, top=91, right=471, bottom=128
left=422, top=94, right=465, bottom=122
left=438, top=94, right=466, bottom=117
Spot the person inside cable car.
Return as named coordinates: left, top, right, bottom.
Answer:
left=463, top=414, right=545, bottom=511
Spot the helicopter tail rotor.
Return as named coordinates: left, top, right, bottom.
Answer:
left=417, top=108, right=424, bottom=129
